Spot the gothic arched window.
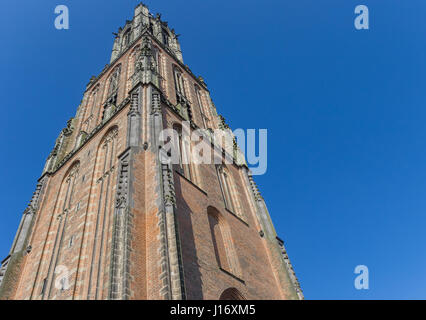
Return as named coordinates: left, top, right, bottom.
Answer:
left=89, top=87, right=99, bottom=116
left=122, top=29, right=131, bottom=48
left=216, top=165, right=236, bottom=214
left=173, top=66, right=185, bottom=98
left=108, top=65, right=121, bottom=99
left=162, top=28, right=169, bottom=46
left=85, top=126, right=119, bottom=299
left=173, top=123, right=193, bottom=181
left=42, top=160, right=80, bottom=299
left=153, top=46, right=161, bottom=74
left=126, top=46, right=140, bottom=93
left=195, top=85, right=210, bottom=128
left=207, top=207, right=241, bottom=276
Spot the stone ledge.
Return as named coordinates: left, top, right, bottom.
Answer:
left=225, top=208, right=250, bottom=228
left=175, top=170, right=208, bottom=196
left=219, top=267, right=245, bottom=285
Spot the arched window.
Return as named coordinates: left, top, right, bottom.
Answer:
left=173, top=66, right=186, bottom=98
left=108, top=65, right=121, bottom=100
left=207, top=207, right=240, bottom=276
left=82, top=87, right=98, bottom=121
left=126, top=46, right=140, bottom=93
left=216, top=165, right=241, bottom=216
left=122, top=29, right=131, bottom=48
left=86, top=126, right=119, bottom=299
left=162, top=28, right=169, bottom=46
left=103, top=66, right=122, bottom=122
left=82, top=86, right=99, bottom=133
left=173, top=123, right=193, bottom=181
left=89, top=87, right=99, bottom=116
left=219, top=288, right=246, bottom=300
left=195, top=85, right=210, bottom=128
left=153, top=46, right=161, bottom=75
left=152, top=46, right=163, bottom=90
left=43, top=161, right=80, bottom=298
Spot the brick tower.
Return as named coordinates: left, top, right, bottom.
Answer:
left=0, top=3, right=303, bottom=300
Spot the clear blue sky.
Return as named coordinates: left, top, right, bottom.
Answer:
left=1, top=0, right=425, bottom=299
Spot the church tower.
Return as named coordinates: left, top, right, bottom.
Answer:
left=0, top=3, right=303, bottom=300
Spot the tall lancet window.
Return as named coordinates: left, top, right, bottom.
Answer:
left=152, top=46, right=163, bottom=90
left=41, top=161, right=80, bottom=299
left=195, top=85, right=210, bottom=128
left=108, top=65, right=121, bottom=100
left=216, top=165, right=243, bottom=219
left=123, top=29, right=131, bottom=48
left=126, top=46, right=140, bottom=93
left=103, top=65, right=121, bottom=121
left=173, top=67, right=186, bottom=99
left=162, top=28, right=169, bottom=46
left=173, top=123, right=193, bottom=182
left=207, top=207, right=241, bottom=276
left=89, top=87, right=98, bottom=116
left=83, top=86, right=99, bottom=133
left=86, top=126, right=119, bottom=300
left=153, top=46, right=161, bottom=74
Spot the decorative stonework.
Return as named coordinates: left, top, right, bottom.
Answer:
left=115, top=158, right=129, bottom=210
left=9, top=175, right=48, bottom=256
left=43, top=119, right=74, bottom=174
left=129, top=92, right=140, bottom=116
left=159, top=147, right=185, bottom=300
left=132, top=36, right=161, bottom=88
left=218, top=115, right=230, bottom=130
left=161, top=162, right=176, bottom=207
left=109, top=151, right=131, bottom=300
left=276, top=237, right=304, bottom=300
left=102, top=127, right=119, bottom=147
left=76, top=131, right=88, bottom=149
left=151, top=92, right=161, bottom=115
left=248, top=174, right=263, bottom=202
left=108, top=66, right=121, bottom=97
left=110, top=4, right=183, bottom=64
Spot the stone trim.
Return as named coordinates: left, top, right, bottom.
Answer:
left=224, top=208, right=250, bottom=228
left=276, top=237, right=304, bottom=300
left=109, top=149, right=132, bottom=300
left=219, top=267, right=246, bottom=285
left=174, top=170, right=207, bottom=196
left=160, top=148, right=186, bottom=300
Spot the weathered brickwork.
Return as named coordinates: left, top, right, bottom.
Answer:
left=0, top=3, right=303, bottom=300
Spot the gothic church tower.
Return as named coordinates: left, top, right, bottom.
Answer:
left=0, top=3, right=303, bottom=300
